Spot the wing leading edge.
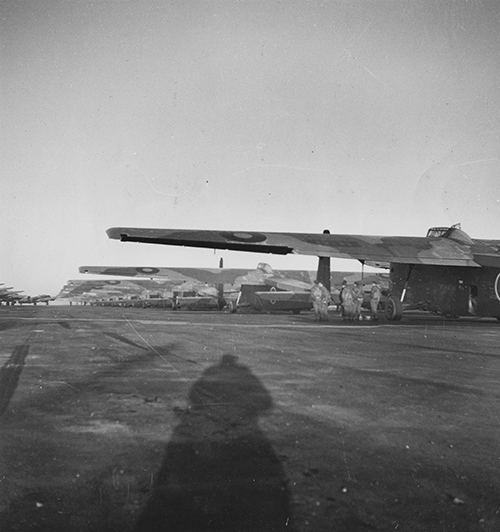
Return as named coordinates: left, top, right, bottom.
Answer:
left=106, top=227, right=493, bottom=267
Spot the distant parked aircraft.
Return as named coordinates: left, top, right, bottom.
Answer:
left=18, top=294, right=54, bottom=306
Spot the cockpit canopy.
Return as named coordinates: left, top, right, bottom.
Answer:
left=426, top=224, right=473, bottom=245
left=426, top=227, right=450, bottom=238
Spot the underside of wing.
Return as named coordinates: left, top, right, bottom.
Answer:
left=79, top=266, right=185, bottom=278
left=107, top=227, right=481, bottom=267
left=79, top=265, right=258, bottom=284
left=79, top=265, right=217, bottom=281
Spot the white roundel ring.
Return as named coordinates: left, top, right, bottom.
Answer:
left=270, top=286, right=277, bottom=305
left=495, top=273, right=500, bottom=302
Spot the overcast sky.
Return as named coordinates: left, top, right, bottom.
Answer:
left=2, top=0, right=500, bottom=295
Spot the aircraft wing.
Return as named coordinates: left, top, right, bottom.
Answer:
left=80, top=265, right=207, bottom=280
left=79, top=265, right=256, bottom=284
left=107, top=227, right=482, bottom=267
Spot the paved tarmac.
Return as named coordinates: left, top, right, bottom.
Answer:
left=0, top=306, right=499, bottom=531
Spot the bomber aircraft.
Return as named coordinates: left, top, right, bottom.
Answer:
left=106, top=224, right=500, bottom=321
left=57, top=279, right=172, bottom=307
left=0, top=288, right=24, bottom=306
left=18, top=294, right=54, bottom=306
left=0, top=286, right=54, bottom=306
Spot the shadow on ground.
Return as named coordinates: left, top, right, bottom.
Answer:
left=134, top=354, right=293, bottom=531
left=0, top=345, right=29, bottom=415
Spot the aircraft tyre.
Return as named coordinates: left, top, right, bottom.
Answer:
left=385, top=296, right=403, bottom=321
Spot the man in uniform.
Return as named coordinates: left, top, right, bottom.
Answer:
left=310, top=280, right=331, bottom=321
left=370, top=280, right=382, bottom=320
left=338, top=279, right=347, bottom=315
left=352, top=281, right=364, bottom=320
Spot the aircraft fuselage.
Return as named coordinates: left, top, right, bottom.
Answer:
left=389, top=263, right=500, bottom=319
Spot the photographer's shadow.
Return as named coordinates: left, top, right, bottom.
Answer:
left=135, top=354, right=292, bottom=531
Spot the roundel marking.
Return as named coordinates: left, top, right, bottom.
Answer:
left=137, top=267, right=160, bottom=274
left=270, top=286, right=277, bottom=305
left=220, top=231, right=267, bottom=243
left=495, top=273, right=500, bottom=302
left=105, top=280, right=120, bottom=285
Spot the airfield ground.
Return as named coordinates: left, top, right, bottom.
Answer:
left=0, top=306, right=499, bottom=531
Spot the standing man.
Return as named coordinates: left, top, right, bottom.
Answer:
left=352, top=281, right=364, bottom=320
left=311, top=280, right=331, bottom=321
left=370, top=281, right=382, bottom=320
left=338, top=279, right=347, bottom=315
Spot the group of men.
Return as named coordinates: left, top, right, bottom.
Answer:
left=310, top=279, right=382, bottom=322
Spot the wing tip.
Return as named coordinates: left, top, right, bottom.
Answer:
left=106, top=227, right=124, bottom=240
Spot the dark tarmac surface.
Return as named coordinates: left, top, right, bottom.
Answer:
left=0, top=306, right=499, bottom=531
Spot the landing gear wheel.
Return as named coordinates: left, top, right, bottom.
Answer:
left=385, top=296, right=403, bottom=321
